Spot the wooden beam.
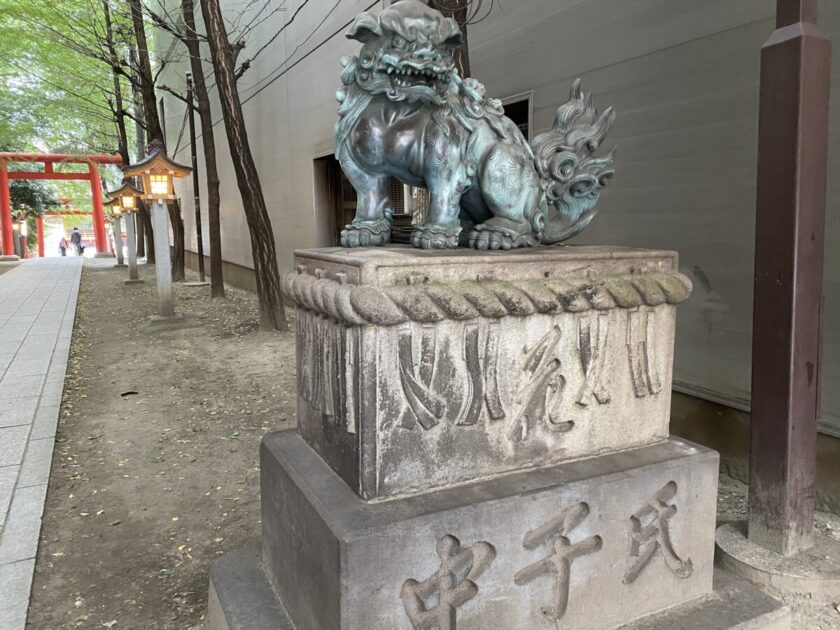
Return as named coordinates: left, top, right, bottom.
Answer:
left=748, top=0, right=831, bottom=556
left=8, top=172, right=92, bottom=181
left=0, top=153, right=122, bottom=165
left=776, top=0, right=817, bottom=28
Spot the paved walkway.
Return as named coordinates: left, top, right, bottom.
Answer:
left=0, top=258, right=82, bottom=629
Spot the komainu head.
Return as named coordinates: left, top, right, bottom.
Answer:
left=344, top=0, right=462, bottom=105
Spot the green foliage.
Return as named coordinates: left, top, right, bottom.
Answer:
left=10, top=180, right=61, bottom=217
left=0, top=0, right=134, bottom=153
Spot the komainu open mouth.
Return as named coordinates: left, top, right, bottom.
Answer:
left=384, top=63, right=445, bottom=89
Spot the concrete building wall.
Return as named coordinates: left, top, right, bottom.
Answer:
left=156, top=0, right=840, bottom=435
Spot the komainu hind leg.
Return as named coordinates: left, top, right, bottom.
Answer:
left=468, top=144, right=542, bottom=250
left=468, top=217, right=538, bottom=250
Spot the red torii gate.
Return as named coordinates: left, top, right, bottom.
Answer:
left=0, top=153, right=122, bottom=257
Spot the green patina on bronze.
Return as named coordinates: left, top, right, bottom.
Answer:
left=335, top=0, right=616, bottom=250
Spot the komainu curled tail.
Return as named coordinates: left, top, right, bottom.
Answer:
left=532, top=79, right=616, bottom=244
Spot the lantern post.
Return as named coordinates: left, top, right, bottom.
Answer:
left=104, top=200, right=126, bottom=267
left=122, top=140, right=192, bottom=320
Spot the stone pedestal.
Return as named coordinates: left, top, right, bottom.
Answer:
left=150, top=199, right=175, bottom=318
left=124, top=213, right=144, bottom=285
left=113, top=216, right=125, bottom=266
left=209, top=246, right=788, bottom=629
left=0, top=254, right=20, bottom=264
left=259, top=431, right=717, bottom=630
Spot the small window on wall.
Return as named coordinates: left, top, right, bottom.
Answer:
left=502, top=92, right=533, bottom=141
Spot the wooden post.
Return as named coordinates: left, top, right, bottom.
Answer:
left=0, top=159, right=15, bottom=257
left=88, top=163, right=109, bottom=255
left=36, top=215, right=45, bottom=257
left=748, top=0, right=831, bottom=556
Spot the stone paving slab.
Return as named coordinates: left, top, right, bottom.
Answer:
left=0, top=257, right=82, bottom=630
left=0, top=397, right=38, bottom=429
left=0, top=484, right=48, bottom=564
left=0, top=467, right=18, bottom=527
left=0, top=426, right=29, bottom=467
left=0, top=559, right=35, bottom=630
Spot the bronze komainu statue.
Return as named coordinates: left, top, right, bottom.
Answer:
left=335, top=0, right=616, bottom=250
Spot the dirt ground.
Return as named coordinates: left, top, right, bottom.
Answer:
left=27, top=259, right=296, bottom=629
left=23, top=259, right=840, bottom=629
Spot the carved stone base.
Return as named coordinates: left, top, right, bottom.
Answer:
left=253, top=430, right=722, bottom=630
left=284, top=246, right=692, bottom=500
left=207, top=553, right=789, bottom=630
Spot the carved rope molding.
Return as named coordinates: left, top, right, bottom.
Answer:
left=281, top=269, right=693, bottom=327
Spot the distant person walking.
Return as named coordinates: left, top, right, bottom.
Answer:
left=70, top=227, right=83, bottom=256
left=59, top=237, right=68, bottom=256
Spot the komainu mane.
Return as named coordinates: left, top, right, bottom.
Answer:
left=335, top=0, right=616, bottom=250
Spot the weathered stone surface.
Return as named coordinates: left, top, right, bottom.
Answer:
left=621, top=570, right=790, bottom=629
left=260, top=430, right=717, bottom=630
left=283, top=245, right=690, bottom=500
left=208, top=561, right=789, bottom=630
left=207, top=547, right=293, bottom=630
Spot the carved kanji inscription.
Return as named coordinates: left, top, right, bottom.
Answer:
left=623, top=481, right=694, bottom=584
left=514, top=502, right=602, bottom=621
left=401, top=535, right=496, bottom=630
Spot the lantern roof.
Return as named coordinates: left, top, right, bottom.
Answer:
left=105, top=180, right=145, bottom=200
left=122, top=139, right=192, bottom=178
left=103, top=196, right=121, bottom=207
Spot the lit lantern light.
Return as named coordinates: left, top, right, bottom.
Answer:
left=104, top=180, right=144, bottom=213
left=104, top=197, right=125, bottom=218
left=122, top=139, right=192, bottom=201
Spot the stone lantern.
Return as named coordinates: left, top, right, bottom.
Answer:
left=103, top=197, right=126, bottom=267
left=122, top=140, right=191, bottom=321
left=105, top=181, right=145, bottom=285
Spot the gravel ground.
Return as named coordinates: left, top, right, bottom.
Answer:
left=21, top=257, right=840, bottom=629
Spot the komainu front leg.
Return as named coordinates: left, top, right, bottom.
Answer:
left=412, top=172, right=465, bottom=250
left=339, top=157, right=392, bottom=247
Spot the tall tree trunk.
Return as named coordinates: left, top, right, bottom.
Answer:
left=429, top=0, right=471, bottom=77
left=103, top=0, right=130, bottom=166
left=128, top=0, right=185, bottom=279
left=127, top=0, right=163, bottom=141
left=168, top=201, right=185, bottom=281
left=182, top=0, right=224, bottom=297
left=129, top=47, right=151, bottom=261
left=139, top=201, right=155, bottom=261
left=201, top=0, right=287, bottom=330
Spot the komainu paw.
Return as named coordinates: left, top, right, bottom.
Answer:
left=468, top=218, right=539, bottom=250
left=340, top=218, right=391, bottom=247
left=410, top=224, right=461, bottom=249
